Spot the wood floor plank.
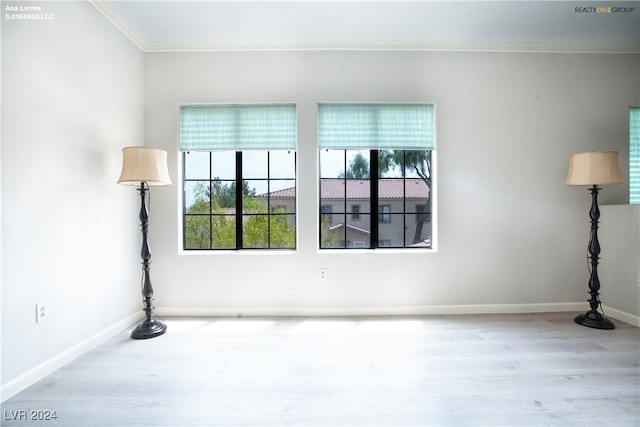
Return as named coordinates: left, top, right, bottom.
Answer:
left=2, top=313, right=638, bottom=426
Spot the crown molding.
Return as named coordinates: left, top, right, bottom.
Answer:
left=90, top=0, right=145, bottom=51
left=140, top=41, right=640, bottom=54
left=90, top=1, right=640, bottom=55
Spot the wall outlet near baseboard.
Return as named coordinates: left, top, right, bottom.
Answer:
left=35, top=303, right=48, bottom=323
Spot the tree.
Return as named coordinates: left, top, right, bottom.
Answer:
left=193, top=179, right=257, bottom=210
left=339, top=153, right=370, bottom=179
left=185, top=181, right=295, bottom=249
left=320, top=214, right=341, bottom=248
left=379, top=150, right=431, bottom=244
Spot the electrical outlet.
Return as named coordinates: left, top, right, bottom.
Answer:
left=319, top=268, right=327, bottom=280
left=637, top=274, right=640, bottom=287
left=36, top=303, right=48, bottom=323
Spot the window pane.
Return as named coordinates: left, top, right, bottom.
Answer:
left=270, top=151, right=296, bottom=179
left=243, top=215, right=269, bottom=248
left=345, top=150, right=370, bottom=179
left=403, top=150, right=430, bottom=179
left=210, top=179, right=235, bottom=211
left=184, top=152, right=210, bottom=180
left=185, top=181, right=210, bottom=214
left=244, top=180, right=266, bottom=213
left=378, top=213, right=404, bottom=247
left=321, top=219, right=344, bottom=248
left=243, top=150, right=268, bottom=179
left=405, top=214, right=432, bottom=248
left=212, top=215, right=236, bottom=249
left=211, top=151, right=236, bottom=180
left=321, top=178, right=345, bottom=202
left=185, top=215, right=210, bottom=249
left=348, top=213, right=370, bottom=237
left=270, top=179, right=296, bottom=193
left=320, top=205, right=333, bottom=225
left=320, top=149, right=345, bottom=178
left=270, top=215, right=296, bottom=248
left=346, top=223, right=370, bottom=248
left=346, top=179, right=369, bottom=207
left=405, top=180, right=429, bottom=212
left=379, top=179, right=403, bottom=213
left=268, top=180, right=296, bottom=213
left=379, top=150, right=403, bottom=178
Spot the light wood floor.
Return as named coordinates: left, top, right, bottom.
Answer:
left=2, top=313, right=639, bottom=426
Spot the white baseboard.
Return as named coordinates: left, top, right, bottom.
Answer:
left=156, top=302, right=587, bottom=318
left=602, top=305, right=640, bottom=327
left=0, top=312, right=143, bottom=403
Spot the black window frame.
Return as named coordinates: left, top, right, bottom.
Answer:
left=182, top=150, right=297, bottom=251
left=319, top=149, right=432, bottom=250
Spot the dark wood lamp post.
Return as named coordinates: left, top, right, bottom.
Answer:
left=118, top=147, right=172, bottom=339
left=566, top=151, right=623, bottom=330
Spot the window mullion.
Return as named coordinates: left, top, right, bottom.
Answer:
left=209, top=152, right=213, bottom=250
left=343, top=151, right=348, bottom=248
left=403, top=151, right=407, bottom=248
left=182, top=152, right=188, bottom=250
left=370, top=149, right=379, bottom=249
left=267, top=151, right=271, bottom=249
left=235, top=151, right=243, bottom=249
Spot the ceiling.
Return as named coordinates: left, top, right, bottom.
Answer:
left=91, top=1, right=640, bottom=52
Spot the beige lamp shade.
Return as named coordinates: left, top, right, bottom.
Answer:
left=117, top=146, right=172, bottom=186
left=565, top=151, right=623, bottom=186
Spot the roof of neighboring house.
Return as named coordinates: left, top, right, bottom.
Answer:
left=259, top=187, right=296, bottom=198
left=258, top=179, right=429, bottom=199
left=328, top=223, right=371, bottom=235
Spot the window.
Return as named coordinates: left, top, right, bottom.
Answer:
left=318, top=103, right=435, bottom=249
left=631, top=107, right=640, bottom=204
left=351, top=204, right=361, bottom=220
left=180, top=104, right=296, bottom=250
left=378, top=205, right=390, bottom=223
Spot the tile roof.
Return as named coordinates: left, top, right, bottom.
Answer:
left=260, top=187, right=296, bottom=198
left=322, top=179, right=429, bottom=199
left=259, top=179, right=429, bottom=199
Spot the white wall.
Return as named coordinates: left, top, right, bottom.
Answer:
left=144, top=51, right=638, bottom=314
left=600, top=205, right=640, bottom=321
left=1, top=2, right=144, bottom=391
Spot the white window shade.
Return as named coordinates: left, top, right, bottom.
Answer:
left=318, top=103, right=435, bottom=150
left=180, top=104, right=296, bottom=151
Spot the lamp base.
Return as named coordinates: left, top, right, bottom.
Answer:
left=131, top=318, right=167, bottom=339
left=575, top=311, right=615, bottom=330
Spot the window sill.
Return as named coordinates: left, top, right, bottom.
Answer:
left=179, top=249, right=299, bottom=256
left=317, top=248, right=437, bottom=255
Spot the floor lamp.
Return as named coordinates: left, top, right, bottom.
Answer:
left=118, top=147, right=172, bottom=339
left=566, top=151, right=623, bottom=330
